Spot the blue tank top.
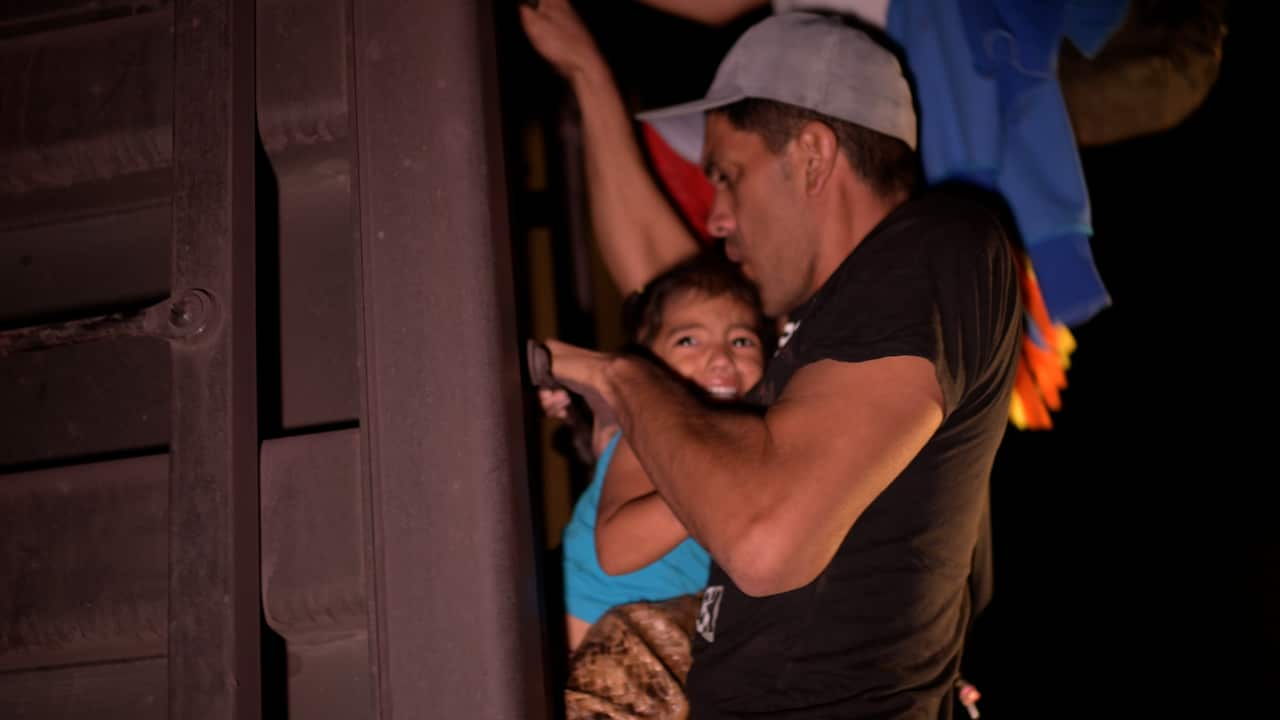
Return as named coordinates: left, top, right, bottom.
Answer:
left=562, top=432, right=710, bottom=623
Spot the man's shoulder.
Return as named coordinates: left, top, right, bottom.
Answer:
left=866, top=183, right=1017, bottom=274
left=895, top=182, right=1016, bottom=242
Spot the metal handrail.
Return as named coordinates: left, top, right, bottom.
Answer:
left=0, top=288, right=217, bottom=356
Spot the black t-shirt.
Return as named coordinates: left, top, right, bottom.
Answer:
left=686, top=185, right=1022, bottom=719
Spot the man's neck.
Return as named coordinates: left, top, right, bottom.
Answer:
left=808, top=178, right=907, bottom=301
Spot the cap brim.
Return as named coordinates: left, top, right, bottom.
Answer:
left=635, top=92, right=745, bottom=165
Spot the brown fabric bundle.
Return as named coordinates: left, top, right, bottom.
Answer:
left=565, top=593, right=701, bottom=720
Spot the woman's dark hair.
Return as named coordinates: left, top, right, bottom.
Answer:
left=621, top=250, right=776, bottom=354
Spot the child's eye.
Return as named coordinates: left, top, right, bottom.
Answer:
left=674, top=336, right=697, bottom=347
left=731, top=336, right=758, bottom=348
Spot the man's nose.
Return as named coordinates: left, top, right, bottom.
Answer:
left=706, top=197, right=736, bottom=238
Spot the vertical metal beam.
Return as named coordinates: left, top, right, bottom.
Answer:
left=169, top=0, right=259, bottom=717
left=349, top=0, right=549, bottom=717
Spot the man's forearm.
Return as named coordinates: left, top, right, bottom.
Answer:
left=603, top=356, right=774, bottom=581
left=570, top=64, right=697, bottom=294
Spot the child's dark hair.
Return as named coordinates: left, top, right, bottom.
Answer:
left=621, top=250, right=776, bottom=354
left=556, top=250, right=773, bottom=468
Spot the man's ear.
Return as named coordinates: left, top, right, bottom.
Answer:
left=795, top=120, right=839, bottom=196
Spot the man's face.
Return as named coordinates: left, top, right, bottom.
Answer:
left=702, top=113, right=816, bottom=317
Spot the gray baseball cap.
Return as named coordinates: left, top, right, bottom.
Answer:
left=636, top=12, right=917, bottom=163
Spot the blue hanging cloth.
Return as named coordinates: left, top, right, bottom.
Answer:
left=885, top=0, right=1129, bottom=326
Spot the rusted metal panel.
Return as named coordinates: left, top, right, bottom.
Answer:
left=261, top=429, right=372, bottom=719
left=0, top=338, right=169, bottom=470
left=282, top=632, right=374, bottom=720
left=0, top=454, right=168, bottom=671
left=255, top=0, right=359, bottom=431
left=0, top=1, right=168, bottom=39
left=349, top=0, right=550, bottom=716
left=2, top=0, right=362, bottom=432
left=261, top=429, right=367, bottom=640
left=0, top=656, right=166, bottom=720
left=0, top=9, right=173, bottom=195
left=0, top=3, right=175, bottom=470
left=0, top=0, right=348, bottom=204
left=0, top=170, right=172, bottom=237
left=255, top=0, right=348, bottom=155
left=167, top=0, right=259, bottom=717
left=272, top=149, right=360, bottom=430
left=0, top=205, right=170, bottom=329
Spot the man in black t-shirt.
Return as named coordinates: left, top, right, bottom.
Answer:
left=542, top=12, right=1021, bottom=718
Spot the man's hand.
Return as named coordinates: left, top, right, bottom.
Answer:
left=518, top=0, right=604, bottom=81
left=542, top=338, right=620, bottom=431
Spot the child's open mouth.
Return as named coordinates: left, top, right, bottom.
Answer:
left=704, top=385, right=740, bottom=400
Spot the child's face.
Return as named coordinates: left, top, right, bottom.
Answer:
left=648, top=290, right=765, bottom=400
